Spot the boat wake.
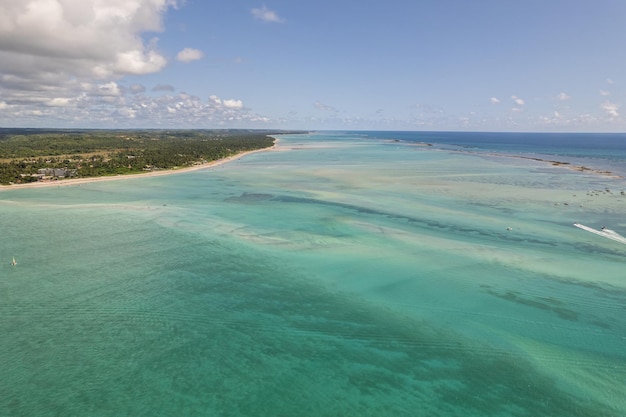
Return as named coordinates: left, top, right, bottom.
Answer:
left=573, top=223, right=626, bottom=245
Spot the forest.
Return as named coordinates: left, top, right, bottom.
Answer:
left=0, top=129, right=290, bottom=185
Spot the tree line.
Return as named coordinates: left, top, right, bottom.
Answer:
left=0, top=129, right=290, bottom=185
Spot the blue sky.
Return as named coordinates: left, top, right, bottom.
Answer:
left=1, top=0, right=626, bottom=131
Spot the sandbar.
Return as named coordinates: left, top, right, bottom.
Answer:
left=448, top=148, right=623, bottom=179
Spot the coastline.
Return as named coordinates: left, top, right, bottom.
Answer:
left=0, top=141, right=277, bottom=191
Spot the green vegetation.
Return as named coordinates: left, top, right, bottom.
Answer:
left=0, top=129, right=290, bottom=185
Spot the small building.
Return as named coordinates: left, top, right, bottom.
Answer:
left=36, top=168, right=77, bottom=178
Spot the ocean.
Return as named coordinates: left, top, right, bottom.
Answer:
left=1, top=131, right=625, bottom=416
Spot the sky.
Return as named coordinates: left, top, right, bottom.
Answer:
left=1, top=0, right=626, bottom=132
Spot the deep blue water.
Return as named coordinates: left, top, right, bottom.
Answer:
left=349, top=131, right=626, bottom=173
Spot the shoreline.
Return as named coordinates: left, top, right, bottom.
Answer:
left=0, top=141, right=278, bottom=191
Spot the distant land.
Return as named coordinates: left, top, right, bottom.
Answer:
left=0, top=128, right=303, bottom=185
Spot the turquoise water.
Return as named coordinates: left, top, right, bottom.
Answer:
left=1, top=132, right=625, bottom=416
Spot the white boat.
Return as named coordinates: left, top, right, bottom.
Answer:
left=11, top=257, right=17, bottom=266
left=573, top=223, right=626, bottom=245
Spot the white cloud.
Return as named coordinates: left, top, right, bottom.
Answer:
left=118, top=107, right=138, bottom=119
left=207, top=95, right=244, bottom=110
left=556, top=92, right=571, bottom=101
left=98, top=81, right=122, bottom=97
left=112, top=49, right=168, bottom=75
left=0, top=88, right=269, bottom=128
left=511, top=95, right=525, bottom=106
left=602, top=101, right=619, bottom=118
left=490, top=97, right=500, bottom=104
left=600, top=90, right=610, bottom=96
left=251, top=5, right=285, bottom=23
left=209, top=95, right=222, bottom=106
left=223, top=99, right=244, bottom=109
left=606, top=78, right=614, bottom=85
left=176, top=48, right=204, bottom=63
left=0, top=1, right=268, bottom=127
left=0, top=0, right=181, bottom=123
left=0, top=0, right=179, bottom=79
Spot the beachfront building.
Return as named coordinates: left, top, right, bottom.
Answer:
left=36, top=168, right=77, bottom=179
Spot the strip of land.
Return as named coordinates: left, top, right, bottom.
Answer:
left=0, top=143, right=277, bottom=191
left=0, top=129, right=295, bottom=188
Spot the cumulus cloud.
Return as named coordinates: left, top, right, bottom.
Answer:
left=0, top=0, right=189, bottom=126
left=602, top=101, right=619, bottom=118
left=511, top=95, right=525, bottom=106
left=600, top=90, right=610, bottom=96
left=98, top=81, right=123, bottom=96
left=490, top=97, right=500, bottom=104
left=0, top=89, right=269, bottom=128
left=208, top=95, right=244, bottom=110
left=47, top=97, right=72, bottom=107
left=251, top=5, right=285, bottom=23
left=556, top=92, right=571, bottom=101
left=176, top=47, right=204, bottom=63
left=209, top=95, right=222, bottom=106
left=0, top=0, right=178, bottom=80
left=0, top=0, right=274, bottom=128
left=223, top=99, right=244, bottom=109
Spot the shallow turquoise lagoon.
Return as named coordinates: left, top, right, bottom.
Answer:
left=1, top=133, right=625, bottom=416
